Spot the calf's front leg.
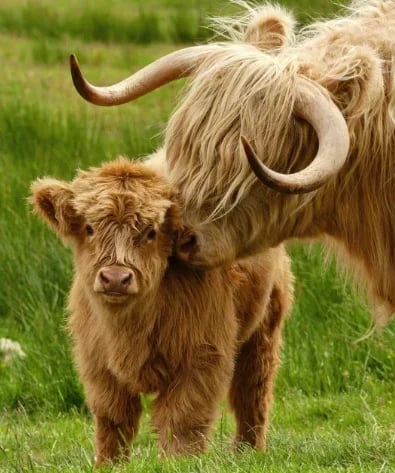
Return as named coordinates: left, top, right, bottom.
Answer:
left=151, top=347, right=234, bottom=456
left=83, top=369, right=142, bottom=466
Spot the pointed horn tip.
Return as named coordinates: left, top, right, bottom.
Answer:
left=240, top=135, right=250, bottom=149
left=240, top=136, right=260, bottom=166
left=240, top=135, right=298, bottom=194
left=69, top=54, right=80, bottom=75
left=240, top=135, right=255, bottom=161
left=69, top=53, right=92, bottom=101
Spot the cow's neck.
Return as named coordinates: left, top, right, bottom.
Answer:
left=254, top=173, right=395, bottom=323
left=317, top=175, right=395, bottom=321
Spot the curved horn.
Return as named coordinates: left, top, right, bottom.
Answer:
left=242, top=84, right=350, bottom=194
left=70, top=46, right=221, bottom=106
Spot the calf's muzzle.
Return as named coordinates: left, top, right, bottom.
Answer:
left=94, top=265, right=137, bottom=296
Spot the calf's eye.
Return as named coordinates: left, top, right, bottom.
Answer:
left=86, top=225, right=94, bottom=236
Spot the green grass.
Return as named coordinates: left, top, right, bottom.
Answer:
left=0, top=0, right=341, bottom=45
left=1, top=388, right=394, bottom=472
left=0, top=1, right=394, bottom=472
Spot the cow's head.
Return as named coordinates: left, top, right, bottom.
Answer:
left=170, top=75, right=349, bottom=267
left=69, top=5, right=358, bottom=268
left=31, top=159, right=181, bottom=305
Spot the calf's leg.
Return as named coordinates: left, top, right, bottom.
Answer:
left=84, top=370, right=142, bottom=466
left=151, top=346, right=234, bottom=456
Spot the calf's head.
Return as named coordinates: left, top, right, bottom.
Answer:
left=31, top=159, right=181, bottom=305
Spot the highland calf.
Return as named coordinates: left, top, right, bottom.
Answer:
left=30, top=158, right=293, bottom=465
left=71, top=0, right=395, bottom=325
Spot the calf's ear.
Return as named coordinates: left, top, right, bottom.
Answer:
left=30, top=178, right=82, bottom=237
left=163, top=202, right=182, bottom=235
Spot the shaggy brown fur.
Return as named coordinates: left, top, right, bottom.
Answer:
left=30, top=158, right=293, bottom=465
left=162, top=1, right=395, bottom=326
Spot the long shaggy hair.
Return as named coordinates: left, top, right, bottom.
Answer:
left=30, top=158, right=294, bottom=464
left=165, top=1, right=395, bottom=324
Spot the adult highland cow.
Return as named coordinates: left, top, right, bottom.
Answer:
left=70, top=0, right=395, bottom=325
left=30, top=158, right=293, bottom=465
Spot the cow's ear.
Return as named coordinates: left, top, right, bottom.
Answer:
left=244, top=6, right=295, bottom=52
left=30, top=178, right=83, bottom=237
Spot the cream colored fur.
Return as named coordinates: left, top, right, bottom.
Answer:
left=163, top=1, right=395, bottom=325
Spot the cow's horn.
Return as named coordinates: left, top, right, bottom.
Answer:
left=241, top=84, right=350, bottom=194
left=70, top=46, right=221, bottom=106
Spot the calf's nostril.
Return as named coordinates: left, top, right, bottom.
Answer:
left=99, top=271, right=110, bottom=285
left=121, top=273, right=132, bottom=286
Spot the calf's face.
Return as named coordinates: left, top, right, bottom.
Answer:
left=31, top=159, right=181, bottom=305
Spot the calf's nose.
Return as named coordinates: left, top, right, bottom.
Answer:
left=98, top=267, right=133, bottom=294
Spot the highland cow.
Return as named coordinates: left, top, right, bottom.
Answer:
left=70, top=0, right=395, bottom=325
left=30, top=158, right=293, bottom=465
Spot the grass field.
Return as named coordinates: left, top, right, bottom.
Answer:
left=0, top=1, right=394, bottom=472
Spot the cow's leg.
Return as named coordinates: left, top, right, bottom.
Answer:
left=84, top=370, right=142, bottom=466
left=229, top=286, right=287, bottom=450
left=151, top=347, right=234, bottom=456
